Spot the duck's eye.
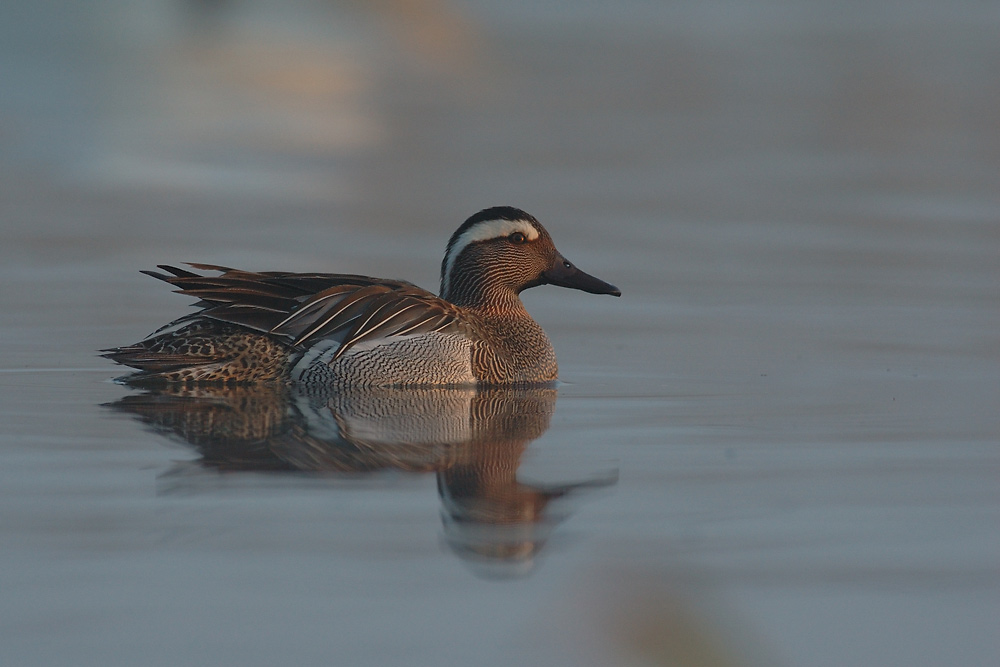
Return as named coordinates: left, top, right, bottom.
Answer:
left=508, top=232, right=527, bottom=245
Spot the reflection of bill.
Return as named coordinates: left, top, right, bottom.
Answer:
left=105, top=384, right=616, bottom=577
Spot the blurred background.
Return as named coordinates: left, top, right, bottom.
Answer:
left=1, top=1, right=998, bottom=666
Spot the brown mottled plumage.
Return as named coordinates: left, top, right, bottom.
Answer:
left=103, top=207, right=620, bottom=386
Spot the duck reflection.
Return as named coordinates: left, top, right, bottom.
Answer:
left=106, top=384, right=615, bottom=576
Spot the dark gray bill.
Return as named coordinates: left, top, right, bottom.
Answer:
left=542, top=254, right=621, bottom=296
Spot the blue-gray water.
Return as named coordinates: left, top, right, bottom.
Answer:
left=1, top=1, right=998, bottom=665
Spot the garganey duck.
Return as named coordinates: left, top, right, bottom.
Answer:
left=104, top=206, right=620, bottom=386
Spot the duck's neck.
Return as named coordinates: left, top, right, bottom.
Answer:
left=443, top=279, right=528, bottom=317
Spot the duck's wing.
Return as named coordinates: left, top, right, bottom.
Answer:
left=145, top=264, right=468, bottom=360
left=269, top=282, right=471, bottom=361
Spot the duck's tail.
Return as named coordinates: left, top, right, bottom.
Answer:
left=102, top=318, right=292, bottom=385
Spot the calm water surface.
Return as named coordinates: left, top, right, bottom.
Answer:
left=1, top=2, right=998, bottom=666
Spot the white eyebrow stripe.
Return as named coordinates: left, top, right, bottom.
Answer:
left=442, top=219, right=540, bottom=294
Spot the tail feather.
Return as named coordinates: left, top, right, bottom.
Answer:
left=101, top=346, right=229, bottom=374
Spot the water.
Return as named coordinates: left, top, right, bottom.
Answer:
left=1, top=1, right=998, bottom=666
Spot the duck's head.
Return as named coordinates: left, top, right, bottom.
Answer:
left=439, top=206, right=621, bottom=309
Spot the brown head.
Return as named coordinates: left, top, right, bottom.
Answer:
left=439, top=206, right=620, bottom=310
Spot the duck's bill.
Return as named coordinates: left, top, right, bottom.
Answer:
left=543, top=255, right=621, bottom=296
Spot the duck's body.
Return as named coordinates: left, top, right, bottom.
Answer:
left=104, top=207, right=619, bottom=386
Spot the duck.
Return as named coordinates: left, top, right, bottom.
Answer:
left=103, top=206, right=620, bottom=386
